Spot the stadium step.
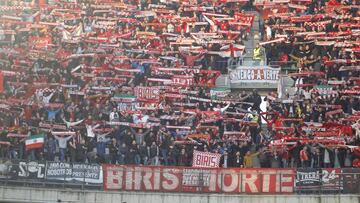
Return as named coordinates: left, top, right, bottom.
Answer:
left=241, top=11, right=264, bottom=65
left=280, top=75, right=296, bottom=96
left=242, top=60, right=254, bottom=66
left=215, top=74, right=231, bottom=88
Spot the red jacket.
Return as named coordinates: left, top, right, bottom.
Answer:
left=300, top=149, right=309, bottom=161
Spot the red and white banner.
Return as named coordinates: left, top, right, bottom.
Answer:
left=259, top=38, right=286, bottom=46
left=134, top=86, right=160, bottom=100
left=103, top=165, right=295, bottom=193
left=192, top=150, right=221, bottom=168
left=223, top=131, right=250, bottom=141
left=28, top=36, right=52, bottom=49
left=172, top=75, right=194, bottom=86
left=234, top=12, right=255, bottom=27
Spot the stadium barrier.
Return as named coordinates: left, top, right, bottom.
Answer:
left=267, top=61, right=298, bottom=72
left=0, top=160, right=359, bottom=194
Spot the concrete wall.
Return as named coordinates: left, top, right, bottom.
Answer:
left=0, top=186, right=359, bottom=203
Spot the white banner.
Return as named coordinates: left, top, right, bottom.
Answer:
left=172, top=75, right=194, bottom=86
left=192, top=150, right=221, bottom=168
left=229, top=66, right=280, bottom=84
left=134, top=86, right=160, bottom=100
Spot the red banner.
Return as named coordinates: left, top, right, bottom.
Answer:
left=28, top=36, right=52, bottom=49
left=103, top=165, right=295, bottom=193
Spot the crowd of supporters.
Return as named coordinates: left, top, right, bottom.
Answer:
left=0, top=0, right=359, bottom=169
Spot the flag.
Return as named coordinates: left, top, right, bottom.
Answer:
left=313, top=85, right=337, bottom=96
left=62, top=24, right=83, bottom=41
left=133, top=114, right=149, bottom=124
left=219, top=43, right=245, bottom=58
left=210, top=87, right=230, bottom=99
left=25, top=134, right=44, bottom=150
left=112, top=93, right=136, bottom=102
left=62, top=29, right=71, bottom=41
left=72, top=24, right=83, bottom=37
left=112, top=94, right=137, bottom=111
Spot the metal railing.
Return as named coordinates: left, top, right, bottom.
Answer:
left=268, top=61, right=298, bottom=74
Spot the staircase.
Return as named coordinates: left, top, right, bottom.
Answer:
left=215, top=74, right=230, bottom=88
left=215, top=11, right=265, bottom=88
left=215, top=11, right=297, bottom=94
left=242, top=11, right=263, bottom=66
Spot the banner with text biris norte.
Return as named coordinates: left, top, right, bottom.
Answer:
left=229, top=66, right=280, bottom=84
left=103, top=165, right=295, bottom=193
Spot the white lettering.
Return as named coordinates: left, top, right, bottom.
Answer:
left=218, top=170, right=238, bottom=192
left=125, top=168, right=133, bottom=190
left=242, top=173, right=258, bottom=193
left=281, top=172, right=294, bottom=193
left=142, top=168, right=154, bottom=190
left=162, top=169, right=179, bottom=191
left=153, top=168, right=160, bottom=190
left=134, top=167, right=142, bottom=190
left=106, top=167, right=124, bottom=190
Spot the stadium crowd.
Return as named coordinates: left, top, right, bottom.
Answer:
left=0, top=0, right=359, bottom=169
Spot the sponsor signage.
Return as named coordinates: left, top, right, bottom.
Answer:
left=296, top=168, right=343, bottom=192
left=321, top=168, right=342, bottom=190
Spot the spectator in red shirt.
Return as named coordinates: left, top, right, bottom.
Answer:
left=281, top=148, right=290, bottom=168
left=300, top=146, right=310, bottom=167
left=179, top=50, right=206, bottom=67
left=279, top=52, right=289, bottom=67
